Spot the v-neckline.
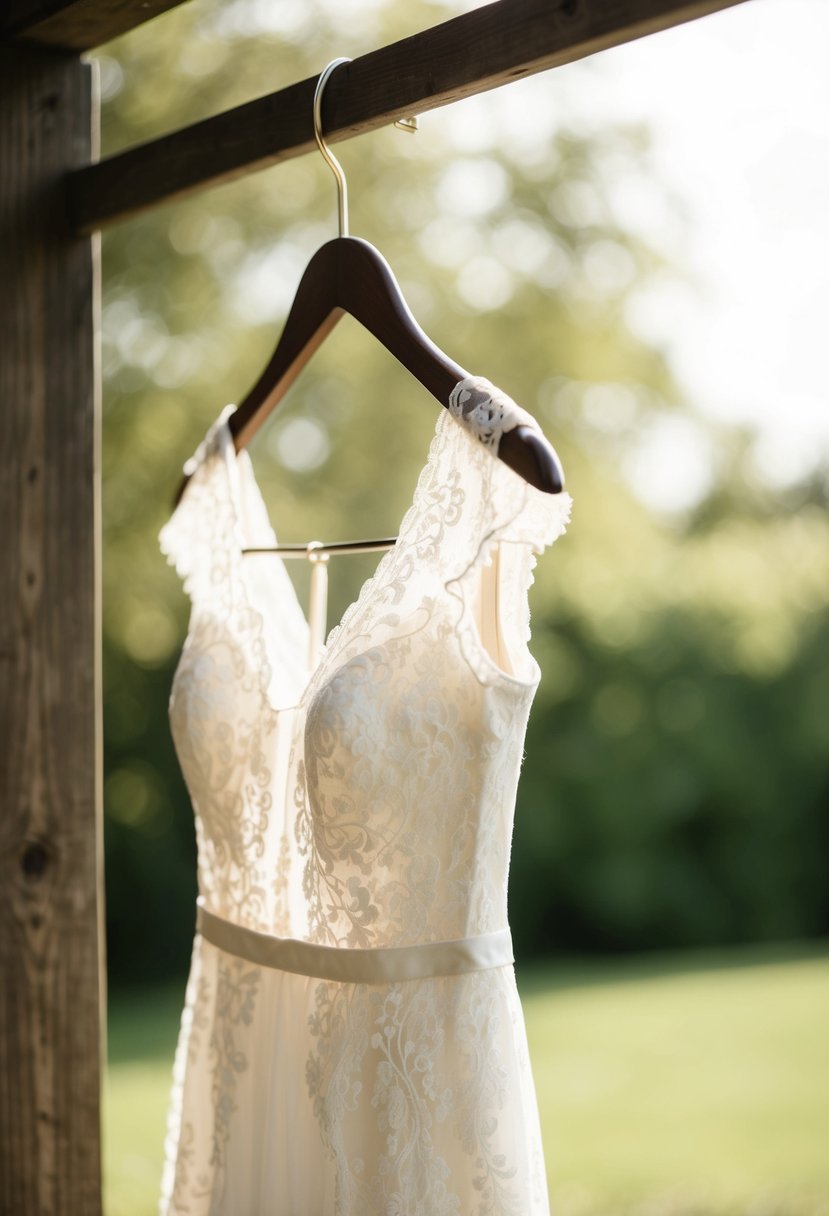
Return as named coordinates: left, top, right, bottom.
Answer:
left=216, top=405, right=443, bottom=715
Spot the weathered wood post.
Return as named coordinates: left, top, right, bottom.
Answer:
left=0, top=42, right=103, bottom=1215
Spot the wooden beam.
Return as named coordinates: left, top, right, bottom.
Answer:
left=0, top=44, right=103, bottom=1216
left=70, top=0, right=750, bottom=234
left=1, top=0, right=192, bottom=51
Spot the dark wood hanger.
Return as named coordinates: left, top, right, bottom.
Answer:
left=173, top=235, right=565, bottom=507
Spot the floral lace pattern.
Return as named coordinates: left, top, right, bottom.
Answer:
left=448, top=375, right=542, bottom=450
left=304, top=970, right=542, bottom=1215
left=158, top=380, right=572, bottom=1214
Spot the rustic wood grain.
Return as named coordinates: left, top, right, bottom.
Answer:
left=69, top=0, right=749, bottom=233
left=0, top=43, right=103, bottom=1216
left=1, top=0, right=191, bottom=51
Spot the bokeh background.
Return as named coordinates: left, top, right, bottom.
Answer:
left=97, top=1, right=829, bottom=1212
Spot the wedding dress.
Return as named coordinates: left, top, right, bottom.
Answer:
left=157, top=375, right=572, bottom=1215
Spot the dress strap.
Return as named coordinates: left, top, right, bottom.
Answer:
left=158, top=404, right=238, bottom=606
left=447, top=375, right=543, bottom=451
left=197, top=899, right=514, bottom=984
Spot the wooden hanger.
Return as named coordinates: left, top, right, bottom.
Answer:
left=174, top=59, right=565, bottom=509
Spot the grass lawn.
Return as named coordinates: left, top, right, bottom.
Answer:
left=105, top=941, right=829, bottom=1216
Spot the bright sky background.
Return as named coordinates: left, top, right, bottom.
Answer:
left=583, top=0, right=829, bottom=508
left=422, top=0, right=829, bottom=512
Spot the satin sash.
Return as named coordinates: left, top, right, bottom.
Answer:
left=196, top=898, right=514, bottom=984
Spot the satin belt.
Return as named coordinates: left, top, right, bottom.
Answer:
left=196, top=899, right=514, bottom=984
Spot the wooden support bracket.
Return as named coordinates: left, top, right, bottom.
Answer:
left=1, top=0, right=192, bottom=51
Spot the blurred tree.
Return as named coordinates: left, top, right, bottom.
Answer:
left=96, top=0, right=829, bottom=984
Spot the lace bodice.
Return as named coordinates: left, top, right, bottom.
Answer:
left=159, top=376, right=571, bottom=947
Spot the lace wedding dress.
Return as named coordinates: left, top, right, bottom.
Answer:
left=158, top=376, right=572, bottom=1215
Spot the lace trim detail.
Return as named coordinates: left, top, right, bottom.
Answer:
left=448, top=495, right=572, bottom=690
left=303, top=384, right=568, bottom=702
left=158, top=403, right=237, bottom=603
left=447, top=376, right=541, bottom=451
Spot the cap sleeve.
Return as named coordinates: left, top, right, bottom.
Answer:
left=158, top=404, right=238, bottom=608
left=443, top=376, right=573, bottom=686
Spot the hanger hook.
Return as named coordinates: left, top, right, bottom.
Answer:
left=313, top=57, right=353, bottom=239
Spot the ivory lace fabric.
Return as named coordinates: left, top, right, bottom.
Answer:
left=157, top=376, right=572, bottom=1215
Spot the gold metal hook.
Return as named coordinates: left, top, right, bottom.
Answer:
left=313, top=57, right=418, bottom=238
left=313, top=58, right=353, bottom=238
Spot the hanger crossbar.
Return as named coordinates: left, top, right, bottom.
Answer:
left=243, top=539, right=397, bottom=558
left=69, top=0, right=749, bottom=234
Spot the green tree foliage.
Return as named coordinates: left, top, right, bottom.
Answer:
left=97, top=0, right=829, bottom=984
